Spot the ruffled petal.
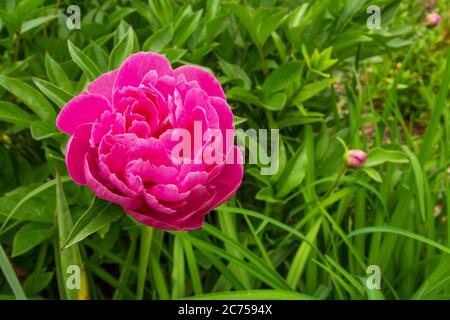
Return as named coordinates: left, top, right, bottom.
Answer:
left=84, top=153, right=141, bottom=209
left=87, top=70, right=117, bottom=102
left=209, top=96, right=234, bottom=131
left=147, top=184, right=190, bottom=202
left=65, top=123, right=93, bottom=185
left=56, top=94, right=111, bottom=135
left=208, top=146, right=244, bottom=206
left=113, top=52, right=173, bottom=105
left=174, top=65, right=226, bottom=100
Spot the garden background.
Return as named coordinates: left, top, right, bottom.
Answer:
left=0, top=0, right=449, bottom=300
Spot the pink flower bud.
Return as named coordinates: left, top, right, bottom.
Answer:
left=426, top=13, right=441, bottom=27
left=345, top=150, right=367, bottom=168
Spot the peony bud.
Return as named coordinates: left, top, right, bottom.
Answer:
left=426, top=12, right=441, bottom=27
left=345, top=149, right=367, bottom=168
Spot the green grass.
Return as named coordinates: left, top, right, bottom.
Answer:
left=0, top=0, right=449, bottom=300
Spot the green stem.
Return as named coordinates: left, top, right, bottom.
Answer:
left=137, top=226, right=153, bottom=300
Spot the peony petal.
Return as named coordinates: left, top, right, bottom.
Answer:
left=154, top=75, right=175, bottom=99
left=179, top=171, right=208, bottom=192
left=65, top=123, right=93, bottom=185
left=130, top=185, right=215, bottom=230
left=113, top=52, right=173, bottom=105
left=208, top=146, right=243, bottom=206
left=165, top=185, right=216, bottom=228
left=147, top=184, right=190, bottom=201
left=128, top=137, right=174, bottom=166
left=126, top=207, right=180, bottom=230
left=84, top=153, right=141, bottom=209
left=209, top=96, right=234, bottom=131
left=56, top=94, right=111, bottom=135
left=128, top=120, right=151, bottom=138
left=87, top=70, right=117, bottom=102
left=143, top=193, right=176, bottom=214
left=174, top=65, right=226, bottom=99
left=125, top=159, right=178, bottom=185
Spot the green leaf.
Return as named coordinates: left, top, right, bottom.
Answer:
left=171, top=236, right=185, bottom=299
left=32, top=77, right=72, bottom=109
left=0, top=75, right=55, bottom=121
left=225, top=4, right=255, bottom=43
left=271, top=32, right=286, bottom=58
left=227, top=87, right=260, bottom=105
left=362, top=167, right=383, bottom=183
left=276, top=115, right=323, bottom=128
left=162, top=48, right=187, bottom=62
left=187, top=290, right=315, bottom=300
left=30, top=121, right=58, bottom=140
left=137, top=226, right=153, bottom=300
left=255, top=186, right=284, bottom=204
left=67, top=40, right=101, bottom=82
left=20, top=14, right=59, bottom=34
left=63, top=198, right=123, bottom=249
left=142, top=24, right=173, bottom=52
left=15, top=0, right=43, bottom=21
left=0, top=244, right=27, bottom=300
left=0, top=101, right=34, bottom=125
left=202, top=14, right=228, bottom=43
left=276, top=146, right=308, bottom=198
left=261, top=92, right=286, bottom=111
left=23, top=271, right=54, bottom=295
left=109, top=27, right=135, bottom=70
left=0, top=10, right=19, bottom=31
left=256, top=9, right=287, bottom=46
left=172, top=10, right=202, bottom=46
left=403, top=147, right=426, bottom=222
left=294, top=78, right=337, bottom=103
left=55, top=171, right=87, bottom=300
left=263, top=61, right=303, bottom=93
left=12, top=223, right=54, bottom=257
left=348, top=226, right=450, bottom=255
left=364, top=148, right=408, bottom=167
left=219, top=59, right=251, bottom=90
left=182, top=239, right=203, bottom=295
left=104, top=8, right=136, bottom=31
left=0, top=182, right=60, bottom=224
left=45, top=53, right=73, bottom=93
left=286, top=218, right=322, bottom=289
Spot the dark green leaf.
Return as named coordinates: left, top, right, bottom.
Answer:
left=0, top=75, right=55, bottom=121
left=12, top=223, right=54, bottom=257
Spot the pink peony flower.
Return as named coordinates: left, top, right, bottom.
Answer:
left=426, top=12, right=441, bottom=27
left=56, top=52, right=243, bottom=231
left=345, top=149, right=367, bottom=168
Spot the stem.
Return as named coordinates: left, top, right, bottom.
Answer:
left=13, top=31, right=20, bottom=62
left=137, top=226, right=153, bottom=300
left=257, top=45, right=268, bottom=76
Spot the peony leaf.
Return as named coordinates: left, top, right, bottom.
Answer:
left=62, top=197, right=123, bottom=249
left=109, top=27, right=135, bottom=70
left=0, top=75, right=56, bottom=121
left=0, top=101, right=35, bottom=126
left=32, top=77, right=72, bottom=109
left=67, top=40, right=101, bottom=82
left=12, top=222, right=54, bottom=257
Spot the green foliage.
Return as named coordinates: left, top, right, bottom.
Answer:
left=0, top=0, right=449, bottom=301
